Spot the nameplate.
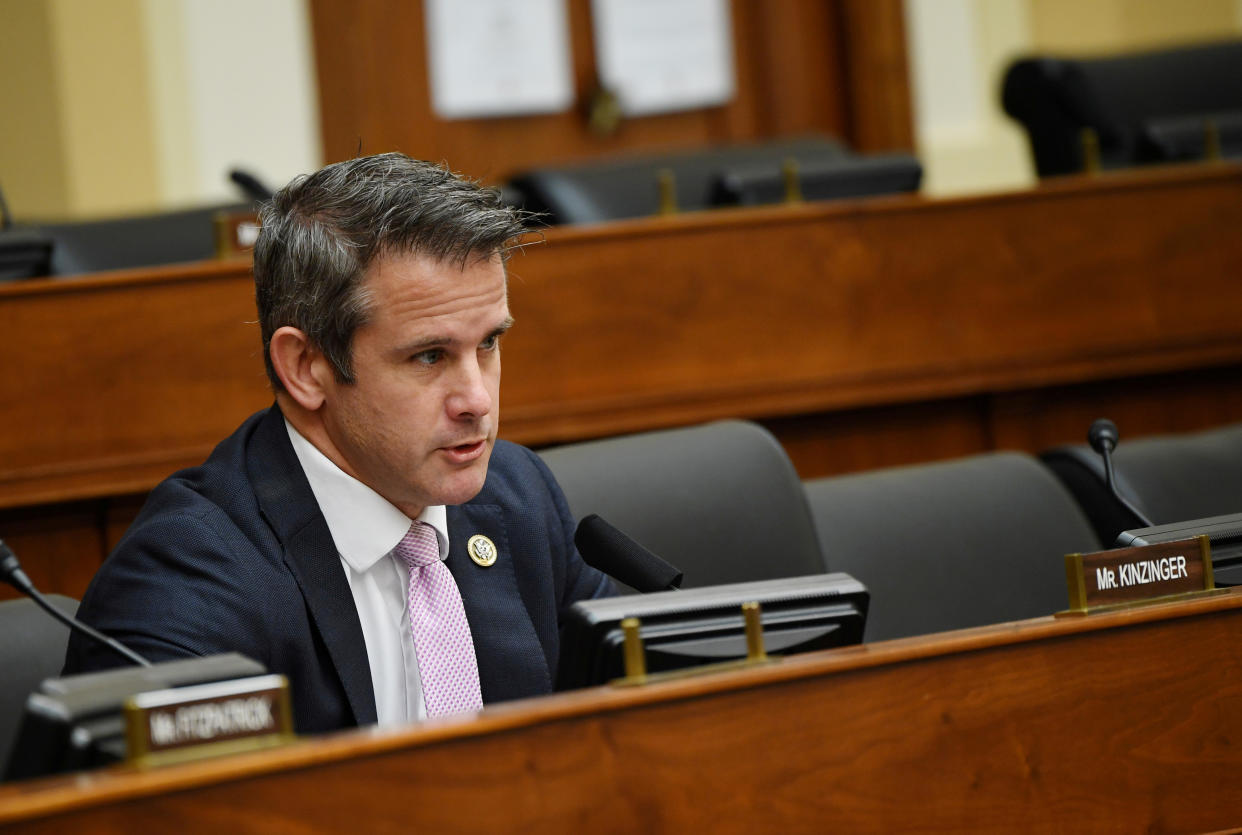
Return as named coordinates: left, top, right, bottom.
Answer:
left=213, top=210, right=260, bottom=258
left=1063, top=535, right=1217, bottom=614
left=124, top=674, right=294, bottom=767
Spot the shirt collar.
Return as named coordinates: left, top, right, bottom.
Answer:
left=284, top=419, right=449, bottom=571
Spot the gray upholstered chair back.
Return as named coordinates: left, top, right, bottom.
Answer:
left=1042, top=421, right=1242, bottom=547
left=0, top=595, right=77, bottom=773
left=806, top=453, right=1100, bottom=642
left=538, top=421, right=827, bottom=591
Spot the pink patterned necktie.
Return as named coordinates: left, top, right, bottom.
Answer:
left=393, top=522, right=483, bottom=716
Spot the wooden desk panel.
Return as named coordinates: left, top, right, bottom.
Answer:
left=5, top=165, right=1242, bottom=509
left=4, top=165, right=1242, bottom=598
left=0, top=261, right=269, bottom=508
left=3, top=592, right=1242, bottom=833
left=499, top=164, right=1242, bottom=444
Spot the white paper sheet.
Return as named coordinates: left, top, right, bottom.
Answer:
left=425, top=0, right=574, bottom=119
left=591, top=0, right=736, bottom=116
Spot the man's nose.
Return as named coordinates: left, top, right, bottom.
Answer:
left=447, top=356, right=493, bottom=419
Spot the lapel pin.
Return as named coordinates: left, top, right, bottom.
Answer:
left=467, top=534, right=498, bottom=567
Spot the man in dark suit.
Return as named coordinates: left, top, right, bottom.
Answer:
left=63, top=154, right=613, bottom=733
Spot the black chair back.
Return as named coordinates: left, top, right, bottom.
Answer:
left=806, top=453, right=1099, bottom=641
left=539, top=421, right=827, bottom=592
left=1042, top=422, right=1242, bottom=547
left=1002, top=40, right=1242, bottom=175
left=0, top=595, right=77, bottom=774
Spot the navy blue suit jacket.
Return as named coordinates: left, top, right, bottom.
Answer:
left=63, top=405, right=613, bottom=733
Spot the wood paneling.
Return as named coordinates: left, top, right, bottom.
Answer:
left=769, top=365, right=1242, bottom=480
left=0, top=260, right=270, bottom=509
left=499, top=164, right=1242, bottom=446
left=0, top=502, right=103, bottom=603
left=3, top=592, right=1242, bottom=832
left=308, top=0, right=913, bottom=180
left=765, top=398, right=993, bottom=478
left=0, top=495, right=147, bottom=603
left=743, top=0, right=848, bottom=138
left=837, top=0, right=915, bottom=151
left=988, top=366, right=1242, bottom=455
left=4, top=165, right=1242, bottom=595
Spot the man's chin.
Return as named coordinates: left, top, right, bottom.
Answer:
left=434, top=453, right=492, bottom=506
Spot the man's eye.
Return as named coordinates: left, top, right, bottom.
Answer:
left=413, top=349, right=443, bottom=366
left=480, top=334, right=501, bottom=351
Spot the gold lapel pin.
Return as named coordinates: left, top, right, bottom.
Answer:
left=467, top=534, right=498, bottom=567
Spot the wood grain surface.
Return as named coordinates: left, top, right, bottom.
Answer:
left=3, top=165, right=1242, bottom=598
left=3, top=591, right=1242, bottom=833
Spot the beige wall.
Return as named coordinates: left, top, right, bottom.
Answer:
left=906, top=0, right=1036, bottom=197
left=0, top=0, right=70, bottom=218
left=1029, top=0, right=1242, bottom=53
left=0, top=0, right=320, bottom=221
left=0, top=0, right=161, bottom=218
left=49, top=0, right=161, bottom=217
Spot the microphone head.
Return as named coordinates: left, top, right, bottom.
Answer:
left=1087, top=418, right=1119, bottom=454
left=0, top=537, right=31, bottom=592
left=574, top=514, right=683, bottom=593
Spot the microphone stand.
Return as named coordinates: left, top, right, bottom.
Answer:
left=1, top=539, right=151, bottom=667
left=1087, top=419, right=1155, bottom=529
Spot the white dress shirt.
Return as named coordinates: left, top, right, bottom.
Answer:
left=284, top=419, right=448, bottom=726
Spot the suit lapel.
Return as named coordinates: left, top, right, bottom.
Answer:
left=448, top=503, right=551, bottom=701
left=248, top=406, right=378, bottom=726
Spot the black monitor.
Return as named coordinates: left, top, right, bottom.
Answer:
left=5, top=653, right=265, bottom=781
left=556, top=573, right=869, bottom=691
left=1116, top=512, right=1242, bottom=586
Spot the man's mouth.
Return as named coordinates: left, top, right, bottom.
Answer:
left=440, top=439, right=488, bottom=464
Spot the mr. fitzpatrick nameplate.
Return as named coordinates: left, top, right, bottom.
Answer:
left=124, top=674, right=294, bottom=768
left=1063, top=535, right=1219, bottom=615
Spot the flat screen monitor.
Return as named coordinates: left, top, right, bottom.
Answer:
left=1116, top=512, right=1242, bottom=586
left=556, top=573, right=869, bottom=691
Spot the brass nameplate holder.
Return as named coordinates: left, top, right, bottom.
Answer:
left=656, top=169, right=678, bottom=217
left=613, top=600, right=775, bottom=687
left=213, top=210, right=260, bottom=259
left=781, top=157, right=803, bottom=204
left=1080, top=127, right=1101, bottom=174
left=1061, top=535, right=1225, bottom=616
left=124, top=674, right=295, bottom=768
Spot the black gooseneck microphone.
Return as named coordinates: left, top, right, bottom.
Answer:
left=1, top=538, right=151, bottom=667
left=1087, top=418, right=1156, bottom=529
left=229, top=169, right=274, bottom=202
left=574, top=515, right=684, bottom=593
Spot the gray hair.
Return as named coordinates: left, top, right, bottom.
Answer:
left=253, top=153, right=532, bottom=390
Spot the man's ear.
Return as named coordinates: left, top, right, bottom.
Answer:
left=269, top=326, right=332, bottom=411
